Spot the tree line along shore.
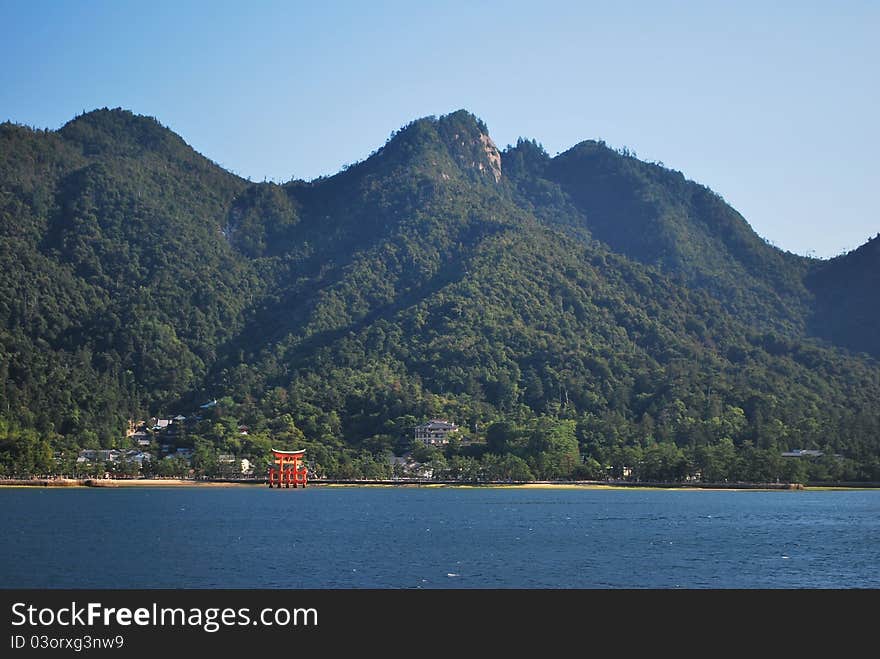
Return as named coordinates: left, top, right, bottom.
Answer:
left=2, top=411, right=872, bottom=486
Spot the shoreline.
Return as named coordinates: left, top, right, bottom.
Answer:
left=1, top=478, right=877, bottom=491
left=0, top=478, right=257, bottom=488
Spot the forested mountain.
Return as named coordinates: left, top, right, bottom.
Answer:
left=505, top=138, right=813, bottom=334
left=807, top=234, right=880, bottom=359
left=1, top=108, right=877, bottom=482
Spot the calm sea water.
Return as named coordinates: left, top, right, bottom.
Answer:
left=1, top=487, right=877, bottom=588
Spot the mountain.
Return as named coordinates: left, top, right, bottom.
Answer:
left=1, top=107, right=877, bottom=482
left=806, top=234, right=880, bottom=358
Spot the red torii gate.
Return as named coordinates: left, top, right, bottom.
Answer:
left=268, top=449, right=307, bottom=488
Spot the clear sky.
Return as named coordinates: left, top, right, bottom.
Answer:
left=1, top=0, right=877, bottom=258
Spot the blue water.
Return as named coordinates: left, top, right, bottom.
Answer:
left=1, top=487, right=878, bottom=588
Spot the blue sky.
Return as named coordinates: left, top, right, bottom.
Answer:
left=1, top=0, right=877, bottom=257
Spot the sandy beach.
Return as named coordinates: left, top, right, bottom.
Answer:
left=85, top=478, right=261, bottom=487
left=0, top=478, right=261, bottom=488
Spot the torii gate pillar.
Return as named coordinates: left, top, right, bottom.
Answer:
left=268, top=449, right=307, bottom=488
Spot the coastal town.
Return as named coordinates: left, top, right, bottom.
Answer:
left=60, top=406, right=467, bottom=482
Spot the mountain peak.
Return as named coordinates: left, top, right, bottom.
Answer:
left=62, top=106, right=150, bottom=126
left=382, top=110, right=502, bottom=182
left=438, top=108, right=489, bottom=133
left=59, top=107, right=185, bottom=157
left=434, top=111, right=501, bottom=181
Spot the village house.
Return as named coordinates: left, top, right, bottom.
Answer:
left=217, top=454, right=253, bottom=477
left=414, top=419, right=459, bottom=446
left=151, top=418, right=172, bottom=431
left=162, top=447, right=193, bottom=465
left=77, top=449, right=116, bottom=465
left=76, top=449, right=151, bottom=467
left=124, top=451, right=152, bottom=467
left=388, top=454, right=434, bottom=479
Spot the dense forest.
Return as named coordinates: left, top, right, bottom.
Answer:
left=1, top=108, right=878, bottom=482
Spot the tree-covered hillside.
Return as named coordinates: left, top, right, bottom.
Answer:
left=1, top=110, right=257, bottom=447
left=807, top=234, right=880, bottom=358
left=505, top=137, right=813, bottom=334
left=1, top=108, right=877, bottom=482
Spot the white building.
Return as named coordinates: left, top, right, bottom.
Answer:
left=414, top=419, right=459, bottom=446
